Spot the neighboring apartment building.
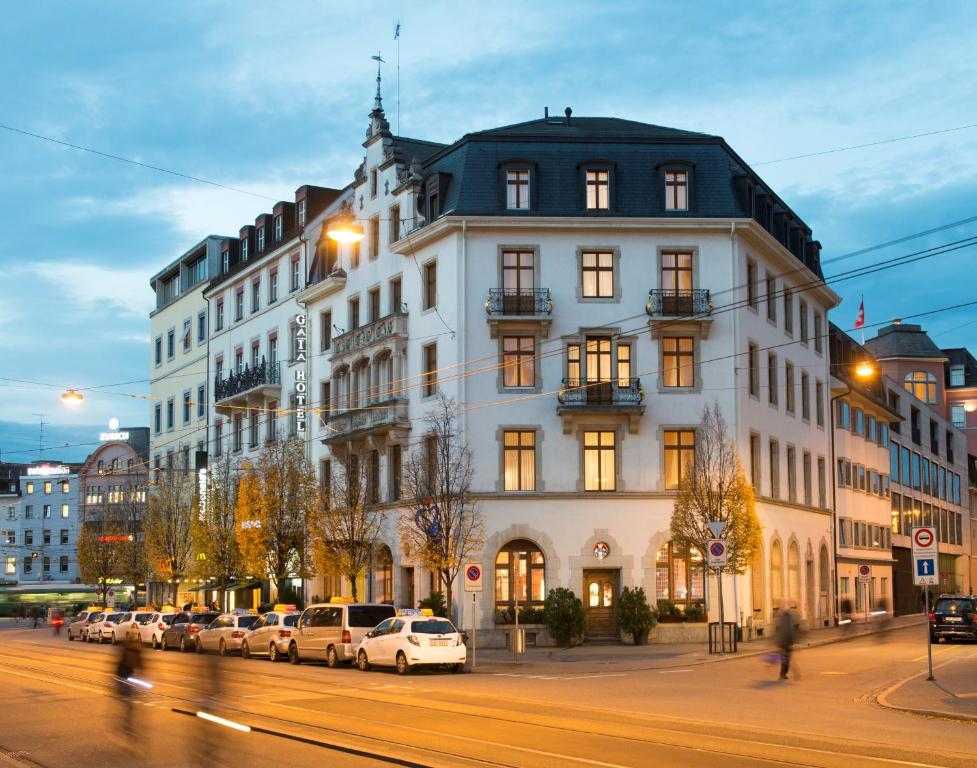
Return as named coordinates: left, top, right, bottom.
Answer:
left=864, top=323, right=970, bottom=614
left=149, top=236, right=226, bottom=474
left=942, top=347, right=977, bottom=596
left=292, top=91, right=840, bottom=643
left=1, top=463, right=81, bottom=583
left=828, top=325, right=899, bottom=620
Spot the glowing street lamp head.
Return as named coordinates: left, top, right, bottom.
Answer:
left=326, top=218, right=364, bottom=244
left=61, top=388, right=84, bottom=406
left=854, top=362, right=876, bottom=379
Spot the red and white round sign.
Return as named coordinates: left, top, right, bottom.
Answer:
left=913, top=528, right=934, bottom=549
left=858, top=564, right=870, bottom=577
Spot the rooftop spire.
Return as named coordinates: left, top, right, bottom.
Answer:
left=366, top=51, right=390, bottom=140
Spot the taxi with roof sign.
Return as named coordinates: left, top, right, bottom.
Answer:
left=355, top=609, right=467, bottom=675
left=240, top=605, right=300, bottom=662
left=195, top=610, right=260, bottom=655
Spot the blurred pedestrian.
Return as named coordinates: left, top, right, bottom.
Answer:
left=115, top=627, right=144, bottom=746
left=775, top=602, right=797, bottom=680
left=29, top=605, right=39, bottom=629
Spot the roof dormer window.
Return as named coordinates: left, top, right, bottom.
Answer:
left=586, top=169, right=609, bottom=210
left=297, top=199, right=307, bottom=227
left=665, top=170, right=688, bottom=211
left=241, top=238, right=249, bottom=262
left=274, top=215, right=283, bottom=242
left=221, top=250, right=229, bottom=274
left=257, top=227, right=265, bottom=252
left=506, top=169, right=530, bottom=210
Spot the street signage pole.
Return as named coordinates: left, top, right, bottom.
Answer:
left=857, top=565, right=871, bottom=625
left=910, top=527, right=937, bottom=681
left=707, top=537, right=729, bottom=655
left=464, top=563, right=483, bottom=670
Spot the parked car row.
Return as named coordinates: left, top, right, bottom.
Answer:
left=65, top=600, right=468, bottom=674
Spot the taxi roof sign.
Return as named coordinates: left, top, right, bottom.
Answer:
left=272, top=603, right=297, bottom=612
left=330, top=596, right=354, bottom=604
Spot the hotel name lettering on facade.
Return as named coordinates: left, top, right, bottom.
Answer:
left=294, top=312, right=307, bottom=433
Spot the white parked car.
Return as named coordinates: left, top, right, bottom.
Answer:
left=67, top=610, right=101, bottom=641
left=356, top=612, right=466, bottom=675
left=89, top=612, right=124, bottom=644
left=139, top=612, right=176, bottom=649
left=109, top=611, right=154, bottom=644
left=196, top=612, right=260, bottom=656
left=241, top=610, right=300, bottom=662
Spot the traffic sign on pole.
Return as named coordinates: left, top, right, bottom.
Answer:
left=707, top=521, right=727, bottom=539
left=911, top=527, right=937, bottom=557
left=857, top=564, right=871, bottom=584
left=913, top=557, right=938, bottom=586
left=706, top=539, right=728, bottom=568
left=911, top=527, right=938, bottom=586
left=464, top=563, right=483, bottom=593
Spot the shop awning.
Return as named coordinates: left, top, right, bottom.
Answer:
left=187, top=583, right=219, bottom=592
left=226, top=581, right=262, bottom=592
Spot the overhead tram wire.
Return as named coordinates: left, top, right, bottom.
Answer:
left=4, top=232, right=977, bottom=423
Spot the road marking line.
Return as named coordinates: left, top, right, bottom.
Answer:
left=819, top=671, right=848, bottom=675
left=657, top=669, right=692, bottom=674
left=911, top=645, right=959, bottom=662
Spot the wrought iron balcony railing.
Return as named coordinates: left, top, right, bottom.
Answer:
left=646, top=288, right=711, bottom=317
left=558, top=378, right=643, bottom=407
left=324, top=398, right=409, bottom=440
left=215, top=360, right=280, bottom=402
left=485, top=288, right=553, bottom=317
left=331, top=312, right=408, bottom=359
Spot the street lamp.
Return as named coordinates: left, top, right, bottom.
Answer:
left=854, top=362, right=876, bottom=379
left=326, top=217, right=365, bottom=244
left=61, top=389, right=84, bottom=406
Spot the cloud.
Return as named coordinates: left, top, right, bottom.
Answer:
left=24, top=261, right=154, bottom=317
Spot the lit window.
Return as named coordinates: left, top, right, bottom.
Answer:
left=656, top=542, right=704, bottom=603
left=664, top=170, right=688, bottom=211
left=581, top=251, right=614, bottom=298
left=586, top=169, right=609, bottom=210
left=503, top=431, right=536, bottom=491
left=664, top=430, right=695, bottom=489
left=502, top=337, right=535, bottom=388
left=904, top=371, right=937, bottom=403
left=506, top=169, right=530, bottom=210
left=495, top=540, right=545, bottom=612
left=583, top=431, right=616, bottom=491
left=662, top=337, right=694, bottom=388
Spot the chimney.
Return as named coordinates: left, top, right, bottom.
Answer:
left=564, top=106, right=572, bottom=126
left=544, top=106, right=549, bottom=118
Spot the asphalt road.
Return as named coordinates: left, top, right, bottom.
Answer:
left=0, top=624, right=975, bottom=767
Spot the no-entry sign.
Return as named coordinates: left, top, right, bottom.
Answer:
left=912, top=527, right=938, bottom=587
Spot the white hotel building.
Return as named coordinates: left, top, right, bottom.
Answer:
left=196, top=89, right=842, bottom=642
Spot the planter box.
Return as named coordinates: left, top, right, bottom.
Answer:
left=482, top=624, right=553, bottom=649
left=652, top=622, right=709, bottom=644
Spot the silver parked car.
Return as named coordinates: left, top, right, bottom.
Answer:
left=287, top=602, right=396, bottom=667
left=196, top=612, right=260, bottom=655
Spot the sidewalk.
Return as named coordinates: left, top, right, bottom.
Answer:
left=878, top=644, right=977, bottom=723
left=471, top=614, right=926, bottom=674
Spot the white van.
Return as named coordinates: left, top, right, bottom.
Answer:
left=287, top=602, right=396, bottom=667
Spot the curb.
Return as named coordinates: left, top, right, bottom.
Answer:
left=875, top=647, right=977, bottom=724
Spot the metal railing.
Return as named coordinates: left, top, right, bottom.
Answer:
left=215, top=360, right=281, bottom=401
left=485, top=288, right=552, bottom=316
left=646, top=288, right=711, bottom=317
left=331, top=312, right=408, bottom=358
left=558, top=378, right=643, bottom=407
left=324, top=398, right=409, bottom=439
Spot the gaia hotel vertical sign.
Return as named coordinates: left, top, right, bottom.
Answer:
left=294, top=313, right=307, bottom=433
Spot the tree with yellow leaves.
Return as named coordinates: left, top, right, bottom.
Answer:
left=192, top=452, right=243, bottom=610
left=670, top=403, right=762, bottom=579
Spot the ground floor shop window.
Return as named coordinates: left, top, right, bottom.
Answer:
left=655, top=542, right=704, bottom=605
left=495, top=540, right=545, bottom=619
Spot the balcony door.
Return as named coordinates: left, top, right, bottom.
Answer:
left=585, top=337, right=612, bottom=403
left=660, top=252, right=693, bottom=314
left=502, top=250, right=535, bottom=314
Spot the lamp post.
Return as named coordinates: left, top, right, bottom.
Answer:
left=829, top=360, right=876, bottom=625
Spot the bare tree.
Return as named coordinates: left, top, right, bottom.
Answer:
left=194, top=452, right=243, bottom=609
left=399, top=394, right=483, bottom=624
left=145, top=462, right=195, bottom=606
left=313, top=445, right=382, bottom=601
left=670, top=404, right=761, bottom=574
left=237, top=438, right=318, bottom=602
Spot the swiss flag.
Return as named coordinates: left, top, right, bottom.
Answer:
left=853, top=296, right=865, bottom=329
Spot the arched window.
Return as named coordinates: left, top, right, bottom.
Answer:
left=655, top=542, right=704, bottom=605
left=750, top=544, right=765, bottom=620
left=819, top=544, right=831, bottom=619
left=374, top=544, right=393, bottom=604
left=904, top=371, right=937, bottom=403
left=770, top=539, right=784, bottom=606
left=787, top=540, right=801, bottom=608
left=495, top=540, right=545, bottom=609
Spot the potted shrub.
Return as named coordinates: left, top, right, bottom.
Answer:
left=419, top=591, right=447, bottom=616
left=657, top=599, right=680, bottom=622
left=619, top=586, right=657, bottom=644
left=685, top=603, right=706, bottom=623
left=543, top=587, right=586, bottom=647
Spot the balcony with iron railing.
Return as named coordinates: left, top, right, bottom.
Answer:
left=331, top=312, right=409, bottom=361
left=323, top=398, right=410, bottom=443
left=646, top=288, right=713, bottom=338
left=485, top=288, right=553, bottom=338
left=557, top=377, right=645, bottom=432
left=214, top=359, right=281, bottom=411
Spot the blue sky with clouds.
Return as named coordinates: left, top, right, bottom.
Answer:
left=2, top=1, right=977, bottom=461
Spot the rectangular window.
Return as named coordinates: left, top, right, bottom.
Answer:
left=662, top=337, right=694, bottom=388
left=814, top=312, right=823, bottom=354
left=318, top=312, right=332, bottom=353
left=368, top=287, right=381, bottom=323
left=274, top=214, right=283, bottom=241
left=506, top=169, right=530, bottom=210
left=746, top=260, right=758, bottom=309
left=350, top=239, right=360, bottom=269
left=664, top=170, right=687, bottom=211
left=660, top=251, right=693, bottom=292
left=423, top=261, right=437, bottom=310
left=766, top=274, right=777, bottom=322
left=154, top=404, right=161, bottom=434
left=567, top=343, right=581, bottom=385
left=748, top=343, right=759, bottom=397
left=783, top=288, right=793, bottom=335
left=389, top=445, right=402, bottom=501
left=269, top=269, right=278, bottom=303
left=291, top=256, right=301, bottom=292
left=241, top=238, right=248, bottom=262
left=297, top=198, right=307, bottom=226
left=750, top=433, right=761, bottom=489
left=197, top=385, right=206, bottom=418
left=166, top=398, right=174, bottom=430
left=257, top=226, right=265, bottom=251
left=233, top=414, right=243, bottom=451
left=197, top=311, right=206, bottom=343
left=586, top=169, right=609, bottom=210
left=581, top=251, right=614, bottom=298
left=215, top=300, right=224, bottom=330
left=815, top=379, right=824, bottom=426
left=349, top=297, right=360, bottom=330
left=664, top=430, right=695, bottom=490
left=801, top=372, right=810, bottom=421
left=585, top=337, right=612, bottom=382
left=768, top=353, right=778, bottom=406
left=390, top=277, right=402, bottom=313
left=423, top=343, right=437, bottom=397
left=59, top=555, right=68, bottom=573
left=154, top=337, right=162, bottom=365
left=502, top=336, right=535, bottom=388
left=369, top=216, right=380, bottom=260
left=368, top=450, right=380, bottom=504
left=911, top=452, right=921, bottom=490
left=616, top=343, right=632, bottom=387
left=503, top=431, right=536, bottom=491
left=60, top=528, right=69, bottom=544
left=799, top=300, right=809, bottom=345
left=803, top=451, right=812, bottom=506
left=249, top=410, right=258, bottom=447
left=167, top=329, right=175, bottom=358
left=584, top=431, right=616, bottom=491
left=214, top=421, right=223, bottom=454
left=389, top=205, right=400, bottom=243
left=251, top=279, right=260, bottom=313
left=235, top=289, right=244, bottom=321
left=951, top=404, right=966, bottom=428
left=817, top=457, right=827, bottom=508
left=182, top=392, right=191, bottom=423
left=786, top=445, right=797, bottom=503
left=785, top=362, right=795, bottom=414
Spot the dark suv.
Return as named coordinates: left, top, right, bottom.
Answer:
left=929, top=595, right=977, bottom=643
